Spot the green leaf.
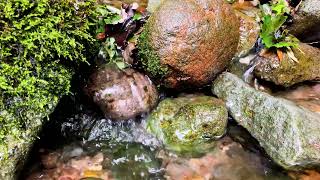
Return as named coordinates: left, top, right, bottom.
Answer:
left=272, top=0, right=290, bottom=15
left=271, top=15, right=287, bottom=32
left=103, top=14, right=121, bottom=24
left=97, top=7, right=109, bottom=16
left=259, top=0, right=298, bottom=49
left=261, top=34, right=274, bottom=48
left=133, top=12, right=142, bottom=21
left=115, top=61, right=127, bottom=70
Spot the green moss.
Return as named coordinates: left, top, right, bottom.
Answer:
left=0, top=0, right=101, bottom=170
left=137, top=23, right=168, bottom=78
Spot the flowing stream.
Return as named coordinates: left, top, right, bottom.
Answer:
left=21, top=82, right=292, bottom=179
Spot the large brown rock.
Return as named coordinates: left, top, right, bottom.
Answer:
left=138, top=0, right=240, bottom=88
left=85, top=64, right=158, bottom=120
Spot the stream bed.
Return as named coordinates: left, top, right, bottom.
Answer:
left=20, top=89, right=294, bottom=180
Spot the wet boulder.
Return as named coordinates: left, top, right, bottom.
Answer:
left=212, top=72, right=320, bottom=170
left=138, top=0, right=240, bottom=88
left=147, top=95, right=228, bottom=154
left=254, top=43, right=320, bottom=87
left=85, top=64, right=158, bottom=120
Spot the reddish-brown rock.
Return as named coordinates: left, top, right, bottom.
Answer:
left=138, top=0, right=240, bottom=88
left=85, top=64, right=158, bottom=120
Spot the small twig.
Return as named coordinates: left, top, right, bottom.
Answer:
left=307, top=41, right=320, bottom=45
left=294, top=0, right=303, bottom=12
left=286, top=47, right=299, bottom=63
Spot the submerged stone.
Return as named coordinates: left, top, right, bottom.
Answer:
left=85, top=64, right=158, bottom=120
left=138, top=0, right=240, bottom=88
left=26, top=142, right=163, bottom=180
left=212, top=72, right=320, bottom=170
left=164, top=136, right=289, bottom=180
left=147, top=95, right=228, bottom=154
left=254, top=43, right=320, bottom=87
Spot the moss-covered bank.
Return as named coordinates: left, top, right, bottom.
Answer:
left=0, top=0, right=101, bottom=178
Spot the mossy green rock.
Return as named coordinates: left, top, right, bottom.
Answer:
left=254, top=43, right=320, bottom=87
left=138, top=0, right=239, bottom=88
left=147, top=95, right=228, bottom=154
left=212, top=72, right=320, bottom=170
left=0, top=99, right=58, bottom=180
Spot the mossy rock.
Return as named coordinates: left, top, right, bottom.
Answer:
left=0, top=98, right=59, bottom=180
left=147, top=95, right=228, bottom=155
left=213, top=72, right=320, bottom=170
left=254, top=43, right=320, bottom=87
left=138, top=0, right=239, bottom=88
left=0, top=0, right=101, bottom=178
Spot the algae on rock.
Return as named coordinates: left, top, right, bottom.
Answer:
left=147, top=95, right=228, bottom=155
left=138, top=27, right=169, bottom=79
left=0, top=0, right=101, bottom=178
left=0, top=99, right=59, bottom=179
left=254, top=43, right=320, bottom=87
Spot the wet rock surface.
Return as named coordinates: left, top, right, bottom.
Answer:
left=147, top=95, right=228, bottom=154
left=213, top=72, right=320, bottom=170
left=254, top=43, right=320, bottom=87
left=22, top=88, right=312, bottom=180
left=85, top=64, right=158, bottom=120
left=138, top=0, right=240, bottom=88
left=0, top=101, right=58, bottom=180
left=233, top=3, right=260, bottom=56
left=53, top=96, right=161, bottom=147
left=288, top=0, right=320, bottom=40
